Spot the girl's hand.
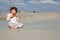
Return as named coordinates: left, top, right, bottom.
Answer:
left=10, top=14, right=13, bottom=18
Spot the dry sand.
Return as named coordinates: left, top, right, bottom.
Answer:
left=0, top=12, right=60, bottom=40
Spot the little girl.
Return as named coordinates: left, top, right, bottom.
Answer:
left=7, top=7, right=23, bottom=29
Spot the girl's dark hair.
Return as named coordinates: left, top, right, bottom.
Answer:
left=9, top=7, right=17, bottom=13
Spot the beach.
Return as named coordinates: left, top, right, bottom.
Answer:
left=0, top=12, right=60, bottom=40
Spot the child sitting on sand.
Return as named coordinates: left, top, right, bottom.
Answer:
left=7, top=7, right=23, bottom=29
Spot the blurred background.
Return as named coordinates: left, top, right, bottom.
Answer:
left=0, top=0, right=60, bottom=12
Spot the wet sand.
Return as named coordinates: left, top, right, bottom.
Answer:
left=0, top=12, right=60, bottom=40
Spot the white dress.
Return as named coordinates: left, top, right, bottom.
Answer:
left=7, top=13, right=23, bottom=27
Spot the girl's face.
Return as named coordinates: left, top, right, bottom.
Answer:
left=11, top=9, right=16, bottom=13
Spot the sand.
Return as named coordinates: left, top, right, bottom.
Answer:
left=0, top=12, right=60, bottom=40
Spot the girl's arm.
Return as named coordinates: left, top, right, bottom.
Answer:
left=7, top=14, right=10, bottom=21
left=7, top=14, right=13, bottom=21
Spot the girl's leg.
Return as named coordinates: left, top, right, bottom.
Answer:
left=11, top=25, right=18, bottom=29
left=9, top=23, right=23, bottom=29
left=9, top=22, right=18, bottom=29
